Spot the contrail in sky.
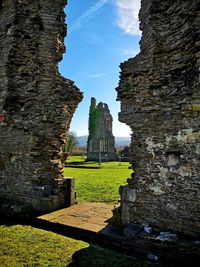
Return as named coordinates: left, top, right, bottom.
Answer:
left=68, top=0, right=109, bottom=34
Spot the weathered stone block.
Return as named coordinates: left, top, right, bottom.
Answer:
left=121, top=185, right=137, bottom=203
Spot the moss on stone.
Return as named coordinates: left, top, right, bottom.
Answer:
left=88, top=104, right=101, bottom=139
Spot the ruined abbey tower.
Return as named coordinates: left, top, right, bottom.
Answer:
left=87, top=97, right=118, bottom=162
left=0, top=0, right=82, bottom=214
left=114, top=0, right=200, bottom=237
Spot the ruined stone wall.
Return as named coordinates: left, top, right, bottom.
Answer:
left=116, top=0, right=200, bottom=236
left=0, top=0, right=83, bottom=214
left=87, top=97, right=118, bottom=161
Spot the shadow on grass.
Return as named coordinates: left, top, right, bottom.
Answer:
left=0, top=219, right=151, bottom=267
left=67, top=245, right=149, bottom=267
left=65, top=161, right=101, bottom=169
left=1, top=217, right=200, bottom=267
left=67, top=244, right=200, bottom=267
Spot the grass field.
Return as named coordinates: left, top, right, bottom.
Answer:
left=0, top=225, right=149, bottom=267
left=64, top=156, right=132, bottom=204
left=67, top=155, right=87, bottom=163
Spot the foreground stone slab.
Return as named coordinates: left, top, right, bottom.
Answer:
left=38, top=202, right=113, bottom=233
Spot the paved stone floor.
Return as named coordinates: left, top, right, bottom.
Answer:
left=38, top=202, right=113, bottom=233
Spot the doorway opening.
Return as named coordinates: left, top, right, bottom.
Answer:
left=39, top=0, right=141, bottom=233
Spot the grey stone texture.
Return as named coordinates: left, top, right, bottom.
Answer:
left=0, top=0, right=83, bottom=214
left=114, top=0, right=200, bottom=237
left=87, top=97, right=118, bottom=162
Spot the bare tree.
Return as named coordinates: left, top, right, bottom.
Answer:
left=64, top=131, right=78, bottom=156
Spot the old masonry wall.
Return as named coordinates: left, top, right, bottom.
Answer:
left=115, top=0, right=200, bottom=237
left=0, top=0, right=83, bottom=214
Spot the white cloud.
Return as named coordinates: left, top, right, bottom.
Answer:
left=113, top=122, right=132, bottom=137
left=68, top=0, right=109, bottom=34
left=80, top=72, right=106, bottom=81
left=115, top=0, right=141, bottom=35
left=118, top=48, right=139, bottom=57
left=88, top=73, right=106, bottom=79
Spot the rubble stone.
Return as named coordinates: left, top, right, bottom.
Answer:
left=114, top=0, right=200, bottom=237
left=0, top=0, right=83, bottom=214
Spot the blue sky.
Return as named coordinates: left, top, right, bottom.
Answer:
left=59, top=0, right=141, bottom=137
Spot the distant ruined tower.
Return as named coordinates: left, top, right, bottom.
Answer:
left=87, top=98, right=118, bottom=161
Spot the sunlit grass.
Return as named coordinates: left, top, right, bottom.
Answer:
left=67, top=155, right=87, bottom=163
left=64, top=157, right=132, bottom=204
left=0, top=225, right=87, bottom=267
left=0, top=225, right=149, bottom=267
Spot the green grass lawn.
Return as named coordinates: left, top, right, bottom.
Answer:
left=0, top=225, right=150, bottom=267
left=67, top=155, right=87, bottom=163
left=64, top=157, right=132, bottom=204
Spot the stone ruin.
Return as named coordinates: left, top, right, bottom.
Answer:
left=0, top=0, right=199, bottom=253
left=87, top=97, right=118, bottom=162
left=0, top=0, right=83, bottom=214
left=114, top=0, right=200, bottom=238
